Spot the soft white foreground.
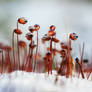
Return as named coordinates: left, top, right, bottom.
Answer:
left=0, top=71, right=92, bottom=92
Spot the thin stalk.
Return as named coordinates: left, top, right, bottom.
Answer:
left=58, top=58, right=65, bottom=75
left=50, top=38, right=52, bottom=74
left=78, top=42, right=85, bottom=78
left=38, top=46, right=41, bottom=72
left=67, top=39, right=72, bottom=78
left=1, top=51, right=3, bottom=73
left=17, top=22, right=20, bottom=69
left=12, top=31, right=15, bottom=70
left=22, top=48, right=27, bottom=70
left=25, top=46, right=31, bottom=69
left=87, top=72, right=91, bottom=79
left=34, top=31, right=39, bottom=71
left=81, top=42, right=85, bottom=67
left=48, top=59, right=50, bottom=75
left=29, top=39, right=33, bottom=71
left=30, top=46, right=33, bottom=71
left=5, top=52, right=7, bottom=64
left=77, top=60, right=85, bottom=79
left=52, top=34, right=56, bottom=63
left=7, top=51, right=12, bottom=72
left=25, top=39, right=33, bottom=72
left=87, top=49, right=92, bottom=79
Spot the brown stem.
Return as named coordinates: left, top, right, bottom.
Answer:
left=1, top=51, right=3, bottom=73
left=25, top=50, right=29, bottom=70
left=69, top=40, right=72, bottom=77
left=78, top=42, right=85, bottom=78
left=22, top=48, right=27, bottom=70
left=50, top=38, right=52, bottom=74
left=81, top=42, right=85, bottom=67
left=28, top=40, right=33, bottom=72
left=7, top=51, right=12, bottom=72
left=48, top=59, right=50, bottom=75
left=52, top=34, right=56, bottom=62
left=66, top=39, right=72, bottom=78
left=34, top=31, right=39, bottom=71
left=29, top=39, right=33, bottom=71
left=25, top=46, right=31, bottom=69
left=87, top=72, right=91, bottom=80
left=25, top=39, right=33, bottom=72
left=12, top=31, right=15, bottom=70
left=17, top=22, right=20, bottom=70
left=76, top=59, right=85, bottom=79
left=58, top=58, right=65, bottom=75
left=48, top=55, right=51, bottom=75
left=30, top=46, right=33, bottom=71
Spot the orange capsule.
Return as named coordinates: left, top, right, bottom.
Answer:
left=69, top=33, right=78, bottom=40
left=34, top=24, right=40, bottom=31
left=52, top=37, right=59, bottom=43
left=26, top=33, right=33, bottom=40
left=18, top=17, right=27, bottom=24
left=14, top=29, right=22, bottom=35
left=50, top=25, right=56, bottom=31
left=48, top=30, right=56, bottom=37
left=29, top=26, right=35, bottom=33
left=18, top=40, right=27, bottom=48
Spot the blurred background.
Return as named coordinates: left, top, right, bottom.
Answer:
left=0, top=0, right=92, bottom=59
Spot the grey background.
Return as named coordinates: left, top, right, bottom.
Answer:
left=0, top=0, right=92, bottom=59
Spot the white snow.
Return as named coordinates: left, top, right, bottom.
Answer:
left=0, top=71, right=92, bottom=92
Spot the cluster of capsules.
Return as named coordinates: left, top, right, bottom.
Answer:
left=0, top=17, right=81, bottom=78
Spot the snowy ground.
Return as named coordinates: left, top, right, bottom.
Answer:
left=0, top=71, right=92, bottom=92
